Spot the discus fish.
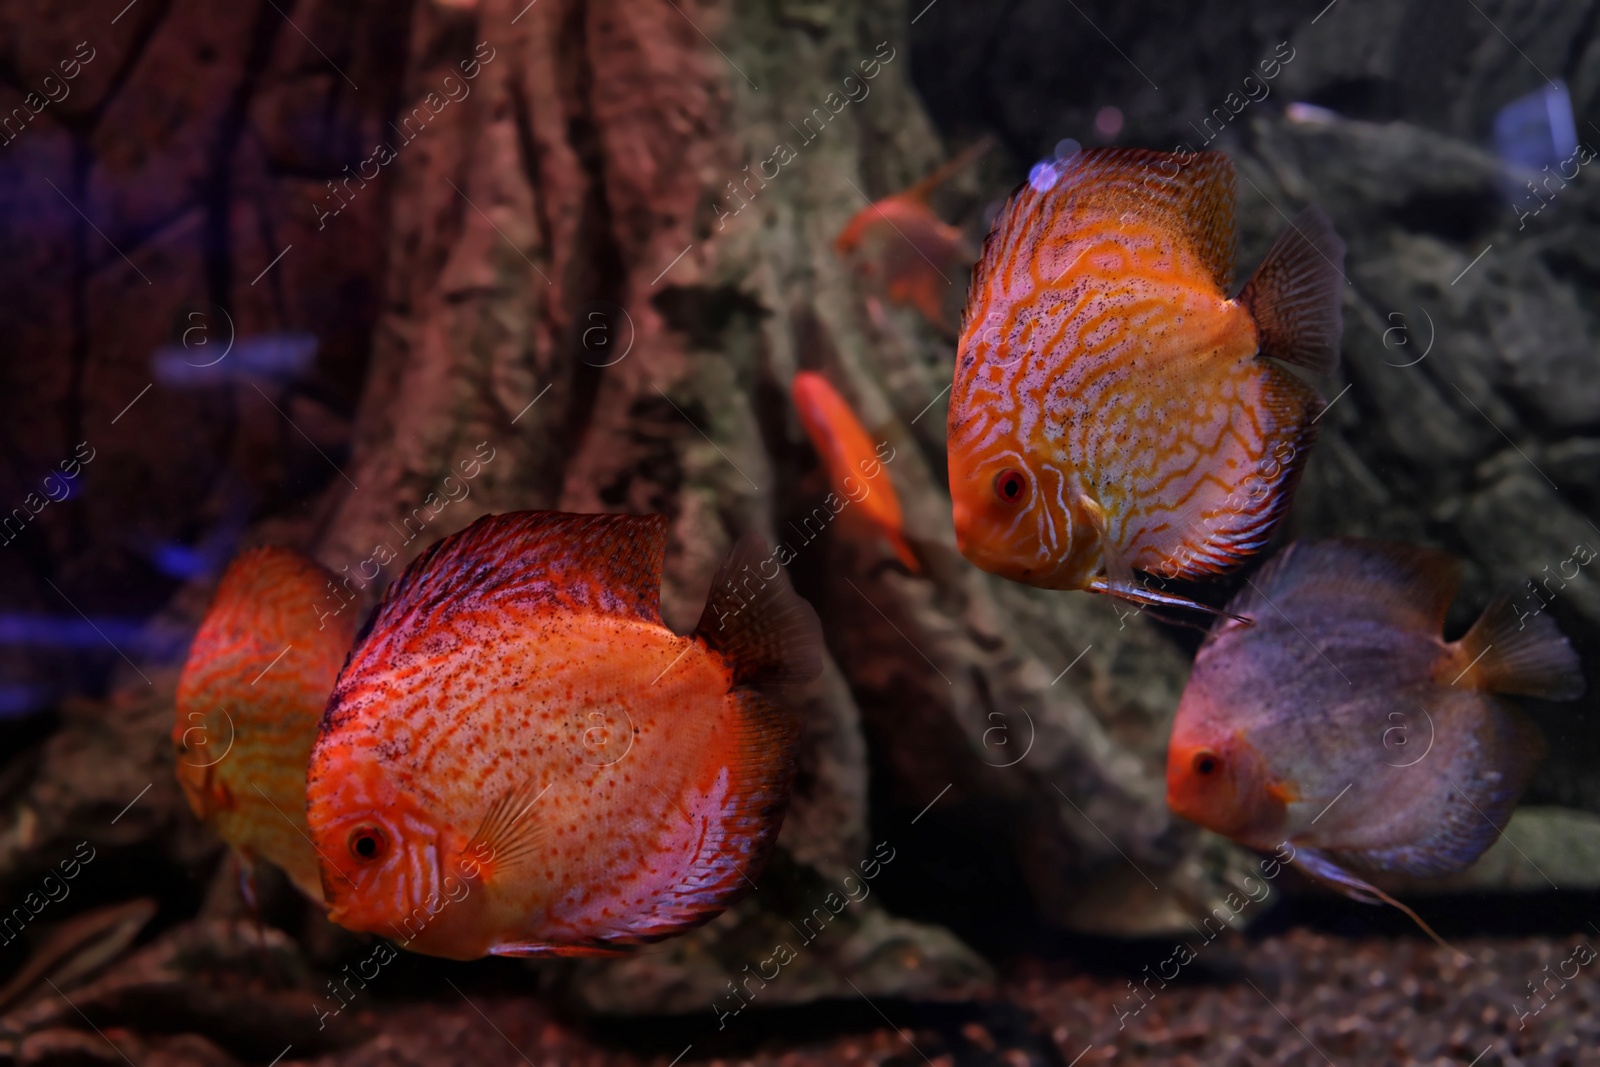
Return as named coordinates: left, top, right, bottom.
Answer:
left=174, top=547, right=359, bottom=903
left=835, top=137, right=992, bottom=333
left=1166, top=538, right=1584, bottom=938
left=305, top=510, right=822, bottom=960
left=947, top=148, right=1346, bottom=614
left=791, top=371, right=917, bottom=572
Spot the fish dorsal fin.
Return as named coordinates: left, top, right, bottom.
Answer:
left=375, top=511, right=668, bottom=632
left=901, top=135, right=996, bottom=205
left=972, top=149, right=1238, bottom=309
left=693, top=532, right=823, bottom=686
left=1225, top=538, right=1461, bottom=637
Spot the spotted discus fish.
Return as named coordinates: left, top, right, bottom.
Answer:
left=948, top=148, right=1346, bottom=613
left=1167, top=538, right=1584, bottom=939
left=791, top=371, right=917, bottom=572
left=305, top=511, right=822, bottom=960
left=835, top=137, right=992, bottom=333
left=174, top=547, right=359, bottom=903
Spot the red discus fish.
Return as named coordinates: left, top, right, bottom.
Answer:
left=835, top=138, right=992, bottom=333
left=791, top=371, right=917, bottom=572
left=174, top=547, right=359, bottom=903
left=305, top=511, right=822, bottom=960
left=947, top=148, right=1346, bottom=613
left=1167, top=539, right=1584, bottom=939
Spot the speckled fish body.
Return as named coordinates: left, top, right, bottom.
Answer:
left=791, top=371, right=917, bottom=572
left=947, top=148, right=1346, bottom=609
left=173, top=547, right=358, bottom=902
left=305, top=511, right=820, bottom=960
left=1166, top=538, right=1584, bottom=887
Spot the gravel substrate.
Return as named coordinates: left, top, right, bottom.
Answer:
left=280, top=929, right=1599, bottom=1067
left=1009, top=929, right=1600, bottom=1067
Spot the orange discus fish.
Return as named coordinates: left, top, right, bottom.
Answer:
left=791, top=371, right=917, bottom=572
left=305, top=510, right=822, bottom=960
left=947, top=148, right=1346, bottom=613
left=835, top=138, right=992, bottom=333
left=174, top=547, right=359, bottom=903
left=1167, top=539, right=1584, bottom=943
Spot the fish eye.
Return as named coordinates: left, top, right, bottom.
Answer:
left=1192, top=751, right=1220, bottom=778
left=348, top=825, right=388, bottom=862
left=994, top=468, right=1028, bottom=505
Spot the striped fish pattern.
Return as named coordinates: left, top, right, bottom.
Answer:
left=947, top=148, right=1345, bottom=610
left=306, top=511, right=820, bottom=960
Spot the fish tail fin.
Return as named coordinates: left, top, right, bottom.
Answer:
left=903, top=134, right=997, bottom=204
left=694, top=532, right=824, bottom=686
left=1238, top=206, right=1346, bottom=374
left=1293, top=848, right=1470, bottom=961
left=1448, top=589, right=1586, bottom=700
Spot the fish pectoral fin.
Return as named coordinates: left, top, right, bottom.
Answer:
left=1077, top=495, right=1253, bottom=622
left=1447, top=587, right=1585, bottom=700
left=1291, top=847, right=1463, bottom=957
left=1237, top=205, right=1346, bottom=375
left=464, top=779, right=551, bottom=878
left=1078, top=494, right=1134, bottom=592
left=693, top=533, right=823, bottom=686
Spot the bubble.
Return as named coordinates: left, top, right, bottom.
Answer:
left=1028, top=160, right=1061, bottom=194
left=1053, top=137, right=1081, bottom=161
left=1094, top=106, right=1124, bottom=139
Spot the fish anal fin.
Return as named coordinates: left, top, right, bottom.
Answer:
left=694, top=533, right=823, bottom=686
left=625, top=689, right=803, bottom=941
left=464, top=779, right=551, bottom=880
left=1444, top=588, right=1586, bottom=700
left=1292, top=847, right=1463, bottom=957
left=1238, top=205, right=1346, bottom=375
left=1142, top=367, right=1321, bottom=583
left=490, top=940, right=634, bottom=959
left=376, top=512, right=669, bottom=633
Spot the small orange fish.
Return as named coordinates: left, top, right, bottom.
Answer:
left=791, top=371, right=917, bottom=572
left=835, top=138, right=992, bottom=333
left=305, top=511, right=822, bottom=960
left=1167, top=538, right=1584, bottom=939
left=174, top=547, right=359, bottom=903
left=947, top=148, right=1346, bottom=614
